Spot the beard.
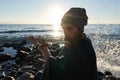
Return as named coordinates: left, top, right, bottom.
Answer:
left=64, top=33, right=85, bottom=47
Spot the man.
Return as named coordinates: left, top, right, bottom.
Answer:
left=29, top=7, right=97, bottom=80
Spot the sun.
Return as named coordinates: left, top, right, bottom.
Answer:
left=49, top=5, right=64, bottom=31
left=47, top=5, right=64, bottom=37
left=49, top=6, right=63, bottom=25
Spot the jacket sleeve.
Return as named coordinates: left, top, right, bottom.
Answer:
left=41, top=55, right=64, bottom=80
left=41, top=47, right=64, bottom=80
left=83, top=39, right=97, bottom=80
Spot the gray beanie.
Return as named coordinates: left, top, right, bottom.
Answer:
left=61, top=7, right=88, bottom=32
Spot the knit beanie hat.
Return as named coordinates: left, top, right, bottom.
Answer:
left=61, top=8, right=88, bottom=32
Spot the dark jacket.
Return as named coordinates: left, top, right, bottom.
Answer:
left=41, top=37, right=97, bottom=80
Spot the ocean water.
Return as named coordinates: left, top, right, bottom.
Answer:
left=0, top=24, right=120, bottom=77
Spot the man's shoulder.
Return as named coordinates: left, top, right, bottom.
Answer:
left=81, top=37, right=92, bottom=47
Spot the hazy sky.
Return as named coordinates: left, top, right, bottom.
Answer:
left=0, top=0, right=120, bottom=24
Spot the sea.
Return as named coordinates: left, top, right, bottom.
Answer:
left=0, top=24, right=120, bottom=77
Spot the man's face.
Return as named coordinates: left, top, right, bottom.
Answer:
left=62, top=23, right=80, bottom=41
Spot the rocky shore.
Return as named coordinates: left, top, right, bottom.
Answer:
left=0, top=39, right=120, bottom=80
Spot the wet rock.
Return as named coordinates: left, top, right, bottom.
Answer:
left=103, top=71, right=120, bottom=80
left=104, top=75, right=116, bottom=80
left=24, top=55, right=33, bottom=61
left=16, top=50, right=29, bottom=58
left=3, top=42, right=13, bottom=47
left=0, top=71, right=6, bottom=78
left=0, top=53, right=12, bottom=61
left=12, top=40, right=27, bottom=49
left=11, top=63, right=19, bottom=69
left=0, top=76, right=15, bottom=80
left=19, top=40, right=27, bottom=46
left=19, top=46, right=32, bottom=52
left=0, top=47, right=4, bottom=52
left=104, top=71, right=112, bottom=76
left=51, top=43, right=60, bottom=50
left=16, top=72, right=34, bottom=80
left=15, top=57, right=23, bottom=65
left=10, top=70, right=17, bottom=76
left=30, top=49, right=42, bottom=55
left=15, top=71, right=23, bottom=78
left=1, top=66, right=15, bottom=76
left=34, top=58, right=46, bottom=69
left=97, top=71, right=105, bottom=80
left=34, top=70, right=43, bottom=80
left=33, top=54, right=42, bottom=59
left=12, top=43, right=23, bottom=49
left=15, top=50, right=31, bottom=64
left=12, top=44, right=20, bottom=49
left=18, top=66, right=33, bottom=72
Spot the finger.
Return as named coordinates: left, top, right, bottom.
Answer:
left=28, top=35, right=34, bottom=41
left=28, top=36, right=38, bottom=46
left=36, top=42, right=42, bottom=49
left=38, top=36, right=46, bottom=45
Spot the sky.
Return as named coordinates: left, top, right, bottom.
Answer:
left=0, top=0, right=120, bottom=24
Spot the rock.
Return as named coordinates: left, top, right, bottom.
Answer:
left=104, top=75, right=116, bottom=80
left=18, top=66, right=33, bottom=72
left=51, top=43, right=60, bottom=50
left=15, top=71, right=23, bottom=78
left=0, top=47, right=4, bottom=52
left=16, top=72, right=34, bottom=80
left=30, top=49, right=42, bottom=55
left=0, top=53, right=12, bottom=61
left=24, top=55, right=33, bottom=61
left=15, top=50, right=31, bottom=63
left=103, top=71, right=120, bottom=80
left=12, top=40, right=27, bottom=49
left=16, top=50, right=29, bottom=58
left=1, top=76, right=15, bottom=80
left=11, top=63, right=19, bottom=69
left=34, top=58, right=46, bottom=69
left=3, top=42, right=13, bottom=47
left=34, top=70, right=43, bottom=80
left=12, top=44, right=20, bottom=49
left=15, top=57, right=23, bottom=65
left=20, top=40, right=27, bottom=46
left=0, top=71, right=6, bottom=78
left=12, top=43, right=23, bottom=49
left=9, top=70, right=17, bottom=76
left=97, top=71, right=105, bottom=80
left=104, top=71, right=112, bottom=76
left=33, top=54, right=42, bottom=59
left=19, top=46, right=32, bottom=52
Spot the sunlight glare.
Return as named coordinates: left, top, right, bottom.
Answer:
left=49, top=6, right=63, bottom=25
left=49, top=5, right=64, bottom=37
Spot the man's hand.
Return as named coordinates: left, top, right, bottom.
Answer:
left=28, top=35, right=51, bottom=60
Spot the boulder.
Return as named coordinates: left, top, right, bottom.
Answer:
left=34, top=58, right=46, bottom=69
left=97, top=71, right=105, bottom=80
left=51, top=43, right=60, bottom=50
left=16, top=72, right=34, bottom=80
left=0, top=76, right=15, bottom=80
left=0, top=53, right=12, bottom=61
left=34, top=70, right=43, bottom=80
left=16, top=50, right=29, bottom=58
left=24, top=55, right=33, bottom=61
left=103, top=71, right=120, bottom=80
left=0, top=47, right=4, bottom=52
left=18, top=66, right=34, bottom=72
left=18, top=46, right=32, bottom=52
left=3, top=42, right=13, bottom=47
